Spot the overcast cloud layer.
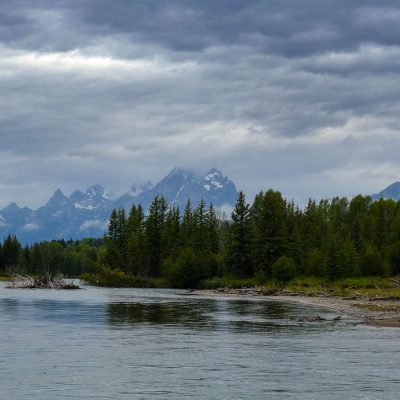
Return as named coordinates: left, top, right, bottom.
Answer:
left=1, top=0, right=400, bottom=208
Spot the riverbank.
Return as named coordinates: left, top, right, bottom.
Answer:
left=192, top=287, right=400, bottom=327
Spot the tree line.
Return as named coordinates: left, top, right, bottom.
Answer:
left=104, top=196, right=221, bottom=287
left=103, top=190, right=400, bottom=286
left=0, top=236, right=103, bottom=277
left=2, top=189, right=400, bottom=287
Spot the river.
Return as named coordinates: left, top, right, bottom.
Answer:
left=0, top=283, right=399, bottom=399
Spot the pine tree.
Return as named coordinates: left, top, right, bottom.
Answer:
left=2, top=235, right=20, bottom=273
left=285, top=201, right=304, bottom=273
left=325, top=233, right=342, bottom=280
left=206, top=203, right=219, bottom=254
left=145, top=195, right=167, bottom=276
left=126, top=205, right=147, bottom=275
left=180, top=199, right=194, bottom=248
left=226, top=191, right=253, bottom=277
left=251, top=190, right=287, bottom=277
left=21, top=245, right=31, bottom=274
left=348, top=195, right=372, bottom=251
left=161, top=206, right=181, bottom=262
left=193, top=200, right=207, bottom=253
left=105, top=208, right=127, bottom=268
left=107, top=209, right=119, bottom=243
left=30, top=244, right=43, bottom=275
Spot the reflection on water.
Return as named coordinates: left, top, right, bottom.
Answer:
left=0, top=285, right=400, bottom=400
left=107, top=301, right=217, bottom=329
left=106, top=298, right=331, bottom=333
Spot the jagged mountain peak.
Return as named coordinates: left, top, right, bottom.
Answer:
left=69, top=189, right=86, bottom=202
left=167, top=167, right=195, bottom=180
left=0, top=167, right=238, bottom=244
left=46, top=189, right=68, bottom=206
left=204, top=167, right=223, bottom=177
left=4, top=202, right=20, bottom=211
left=85, top=184, right=106, bottom=197
left=202, top=168, right=231, bottom=192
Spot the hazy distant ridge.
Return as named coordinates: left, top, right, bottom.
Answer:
left=0, top=168, right=238, bottom=244
left=372, top=182, right=400, bottom=201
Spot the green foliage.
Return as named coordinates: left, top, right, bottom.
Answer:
left=226, top=191, right=253, bottom=277
left=162, top=248, right=218, bottom=288
left=304, top=249, right=326, bottom=277
left=81, top=266, right=154, bottom=288
left=2, top=235, right=20, bottom=272
left=5, top=189, right=400, bottom=288
left=334, top=276, right=393, bottom=289
left=126, top=204, right=147, bottom=275
left=145, top=195, right=168, bottom=276
left=360, top=246, right=388, bottom=277
left=252, top=190, right=287, bottom=277
left=387, top=241, right=400, bottom=275
left=271, top=256, right=296, bottom=283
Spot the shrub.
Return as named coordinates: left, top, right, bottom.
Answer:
left=304, top=249, right=326, bottom=277
left=162, top=249, right=218, bottom=288
left=360, top=247, right=388, bottom=277
left=80, top=265, right=154, bottom=287
left=272, top=256, right=296, bottom=284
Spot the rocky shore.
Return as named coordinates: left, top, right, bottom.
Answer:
left=192, top=287, right=400, bottom=328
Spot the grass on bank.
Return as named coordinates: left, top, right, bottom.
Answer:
left=281, top=276, right=400, bottom=298
left=201, top=275, right=400, bottom=298
left=79, top=266, right=400, bottom=299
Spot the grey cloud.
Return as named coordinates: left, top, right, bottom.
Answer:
left=0, top=0, right=400, bottom=208
left=1, top=1, right=399, bottom=56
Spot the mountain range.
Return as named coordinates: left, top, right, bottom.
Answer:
left=0, top=168, right=238, bottom=244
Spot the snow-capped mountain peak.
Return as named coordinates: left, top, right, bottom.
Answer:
left=86, top=184, right=106, bottom=198
left=203, top=168, right=226, bottom=189
left=0, top=167, right=238, bottom=244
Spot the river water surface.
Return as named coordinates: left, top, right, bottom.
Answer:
left=0, top=282, right=399, bottom=399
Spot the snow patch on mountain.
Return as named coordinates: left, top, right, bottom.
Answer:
left=74, top=203, right=98, bottom=210
left=80, top=219, right=106, bottom=231
left=21, top=222, right=40, bottom=232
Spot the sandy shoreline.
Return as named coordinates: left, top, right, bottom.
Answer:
left=192, top=288, right=400, bottom=328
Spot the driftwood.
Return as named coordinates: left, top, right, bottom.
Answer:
left=6, top=274, right=80, bottom=289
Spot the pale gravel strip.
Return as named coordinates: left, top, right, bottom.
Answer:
left=192, top=289, right=400, bottom=327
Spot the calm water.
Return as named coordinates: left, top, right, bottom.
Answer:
left=0, top=283, right=399, bottom=399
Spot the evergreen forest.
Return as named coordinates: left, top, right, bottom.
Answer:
left=1, top=190, right=400, bottom=288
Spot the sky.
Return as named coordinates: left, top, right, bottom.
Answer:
left=1, top=0, right=400, bottom=209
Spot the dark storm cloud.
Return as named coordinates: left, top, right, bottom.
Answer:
left=2, top=1, right=400, bottom=55
left=0, top=0, right=400, bottom=207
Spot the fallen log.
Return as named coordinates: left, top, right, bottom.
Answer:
left=6, top=274, right=80, bottom=289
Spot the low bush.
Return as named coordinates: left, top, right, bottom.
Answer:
left=80, top=266, right=154, bottom=288
left=272, top=256, right=296, bottom=284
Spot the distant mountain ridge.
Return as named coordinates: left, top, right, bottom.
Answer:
left=0, top=168, right=238, bottom=244
left=372, top=182, right=400, bottom=201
